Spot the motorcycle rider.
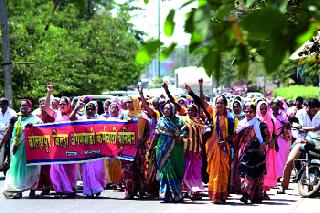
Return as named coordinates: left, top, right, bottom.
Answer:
left=277, top=98, right=320, bottom=194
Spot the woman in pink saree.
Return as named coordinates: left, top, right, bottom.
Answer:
left=44, top=84, right=79, bottom=197
left=256, top=101, right=277, bottom=199
left=80, top=101, right=106, bottom=197
left=270, top=101, right=292, bottom=179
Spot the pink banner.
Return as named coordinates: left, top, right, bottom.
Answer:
left=25, top=119, right=138, bottom=165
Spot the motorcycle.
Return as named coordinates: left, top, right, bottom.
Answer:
left=293, top=125, right=320, bottom=197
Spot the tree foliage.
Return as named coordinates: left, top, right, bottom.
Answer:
left=136, top=0, right=320, bottom=84
left=0, top=0, right=143, bottom=107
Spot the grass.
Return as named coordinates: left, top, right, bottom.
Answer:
left=273, top=85, right=319, bottom=99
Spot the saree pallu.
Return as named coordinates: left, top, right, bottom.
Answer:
left=238, top=128, right=266, bottom=200
left=4, top=115, right=42, bottom=194
left=156, top=133, right=184, bottom=201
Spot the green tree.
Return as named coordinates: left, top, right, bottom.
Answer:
left=0, top=0, right=143, bottom=107
left=136, top=0, right=320, bottom=84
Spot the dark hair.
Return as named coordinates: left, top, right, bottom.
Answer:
left=296, top=96, right=304, bottom=103
left=97, top=100, right=105, bottom=115
left=270, top=100, right=280, bottom=108
left=245, top=103, right=256, bottom=112
left=234, top=96, right=242, bottom=102
left=0, top=97, right=9, bottom=105
left=215, top=95, right=228, bottom=106
left=307, top=98, right=320, bottom=108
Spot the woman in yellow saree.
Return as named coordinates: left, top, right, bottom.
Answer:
left=185, top=83, right=238, bottom=204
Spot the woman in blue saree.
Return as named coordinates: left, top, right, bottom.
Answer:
left=150, top=102, right=186, bottom=203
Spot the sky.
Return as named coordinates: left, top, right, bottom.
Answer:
left=116, top=0, right=196, bottom=46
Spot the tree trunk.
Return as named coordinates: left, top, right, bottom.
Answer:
left=0, top=0, right=13, bottom=106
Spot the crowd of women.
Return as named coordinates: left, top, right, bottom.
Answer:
left=1, top=81, right=319, bottom=204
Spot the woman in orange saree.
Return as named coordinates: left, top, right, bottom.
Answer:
left=185, top=83, right=237, bottom=204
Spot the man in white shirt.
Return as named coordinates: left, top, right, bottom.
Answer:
left=287, top=96, right=304, bottom=123
left=278, top=98, right=320, bottom=194
left=0, top=98, right=17, bottom=141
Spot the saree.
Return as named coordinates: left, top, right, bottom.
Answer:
left=235, top=125, right=266, bottom=201
left=256, top=101, right=277, bottom=191
left=156, top=116, right=186, bottom=201
left=3, top=115, right=42, bottom=195
left=206, top=112, right=237, bottom=202
left=121, top=97, right=149, bottom=196
left=183, top=115, right=205, bottom=194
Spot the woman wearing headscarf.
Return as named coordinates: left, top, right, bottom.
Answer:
left=105, top=101, right=123, bottom=191
left=80, top=101, right=106, bottom=197
left=45, top=84, right=82, bottom=197
left=270, top=101, right=292, bottom=179
left=34, top=97, right=54, bottom=195
left=256, top=101, right=277, bottom=200
left=233, top=103, right=269, bottom=204
left=182, top=104, right=205, bottom=200
left=120, top=96, right=150, bottom=199
left=185, top=84, right=238, bottom=204
left=3, top=99, right=42, bottom=199
left=232, top=100, right=245, bottom=121
left=149, top=102, right=187, bottom=202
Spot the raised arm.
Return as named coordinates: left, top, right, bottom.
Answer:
left=44, top=84, right=54, bottom=117
left=162, top=82, right=182, bottom=112
left=137, top=85, right=157, bottom=119
left=185, top=83, right=211, bottom=118
left=69, top=99, right=84, bottom=121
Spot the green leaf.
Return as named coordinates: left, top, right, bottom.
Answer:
left=191, top=31, right=203, bottom=43
left=202, top=49, right=221, bottom=83
left=135, top=40, right=163, bottom=65
left=164, top=10, right=175, bottom=37
left=136, top=49, right=151, bottom=65
left=241, top=8, right=286, bottom=40
left=270, top=0, right=288, bottom=13
left=144, top=0, right=149, bottom=3
left=263, top=37, right=287, bottom=74
left=160, top=42, right=177, bottom=61
left=180, top=0, right=195, bottom=9
left=144, top=40, right=163, bottom=53
left=237, top=44, right=249, bottom=79
left=69, top=0, right=86, bottom=15
left=185, top=9, right=195, bottom=33
left=297, top=23, right=318, bottom=47
left=245, top=0, right=256, bottom=8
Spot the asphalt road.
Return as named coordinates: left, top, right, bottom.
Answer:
left=0, top=172, right=319, bottom=213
